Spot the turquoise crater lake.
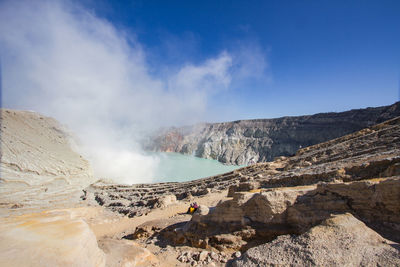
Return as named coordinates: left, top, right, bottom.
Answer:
left=151, top=152, right=244, bottom=183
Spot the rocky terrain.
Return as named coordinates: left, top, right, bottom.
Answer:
left=147, top=101, right=400, bottom=165
left=91, top=115, right=400, bottom=266
left=233, top=213, right=400, bottom=267
left=1, top=107, right=400, bottom=266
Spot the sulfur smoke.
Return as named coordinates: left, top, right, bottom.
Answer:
left=0, top=0, right=268, bottom=184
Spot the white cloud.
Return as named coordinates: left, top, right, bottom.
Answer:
left=173, top=52, right=232, bottom=91
left=0, top=0, right=268, bottom=183
left=232, top=43, right=269, bottom=80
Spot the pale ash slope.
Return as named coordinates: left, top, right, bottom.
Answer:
left=148, top=102, right=400, bottom=165
left=0, top=109, right=95, bottom=214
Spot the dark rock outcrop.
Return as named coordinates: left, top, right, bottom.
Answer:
left=147, top=102, right=400, bottom=165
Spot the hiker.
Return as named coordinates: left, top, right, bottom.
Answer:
left=186, top=202, right=199, bottom=214
left=186, top=203, right=195, bottom=214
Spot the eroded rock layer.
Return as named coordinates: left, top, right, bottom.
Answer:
left=147, top=102, right=400, bottom=165
left=0, top=109, right=95, bottom=215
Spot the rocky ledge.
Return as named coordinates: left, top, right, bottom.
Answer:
left=146, top=101, right=400, bottom=165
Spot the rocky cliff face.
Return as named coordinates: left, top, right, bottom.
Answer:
left=0, top=109, right=95, bottom=214
left=147, top=102, right=400, bottom=165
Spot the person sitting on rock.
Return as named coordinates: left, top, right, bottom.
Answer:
left=186, top=202, right=199, bottom=214
left=186, top=203, right=195, bottom=214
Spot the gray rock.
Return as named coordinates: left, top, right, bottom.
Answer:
left=233, top=213, right=400, bottom=267
left=210, top=251, right=219, bottom=261
left=198, top=251, right=208, bottom=261
left=184, top=251, right=192, bottom=259
left=177, top=255, right=187, bottom=263
left=191, top=205, right=210, bottom=222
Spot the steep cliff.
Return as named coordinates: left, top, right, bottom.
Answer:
left=0, top=109, right=95, bottom=214
left=147, top=102, right=400, bottom=165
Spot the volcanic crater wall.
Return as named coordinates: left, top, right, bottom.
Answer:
left=147, top=102, right=400, bottom=165
left=0, top=109, right=95, bottom=214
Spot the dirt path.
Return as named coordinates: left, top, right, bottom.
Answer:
left=82, top=190, right=230, bottom=266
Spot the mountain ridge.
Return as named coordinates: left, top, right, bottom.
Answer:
left=147, top=102, right=400, bottom=165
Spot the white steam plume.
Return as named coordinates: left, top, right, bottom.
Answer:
left=0, top=0, right=267, bottom=184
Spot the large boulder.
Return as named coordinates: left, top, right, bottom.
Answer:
left=155, top=194, right=177, bottom=208
left=287, top=176, right=400, bottom=239
left=191, top=205, right=210, bottom=222
left=233, top=213, right=400, bottom=267
left=0, top=208, right=105, bottom=267
left=99, top=239, right=158, bottom=267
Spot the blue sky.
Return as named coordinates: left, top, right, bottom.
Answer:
left=0, top=0, right=399, bottom=181
left=83, top=0, right=400, bottom=119
left=1, top=0, right=399, bottom=122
